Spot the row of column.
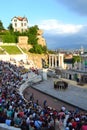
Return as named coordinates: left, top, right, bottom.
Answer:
left=49, top=55, right=58, bottom=68
left=49, top=53, right=64, bottom=68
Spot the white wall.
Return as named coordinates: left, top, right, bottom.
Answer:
left=0, top=124, right=21, bottom=130
left=12, top=17, right=28, bottom=32
left=0, top=54, right=28, bottom=63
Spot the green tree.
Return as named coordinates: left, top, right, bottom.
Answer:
left=29, top=44, right=42, bottom=54
left=28, top=33, right=38, bottom=45
left=2, top=32, right=17, bottom=43
left=0, top=20, right=4, bottom=31
left=42, top=46, right=47, bottom=53
left=28, top=25, right=39, bottom=45
left=8, top=23, right=13, bottom=33
left=29, top=44, right=48, bottom=54
left=72, top=56, right=81, bottom=64
left=28, top=25, right=38, bottom=35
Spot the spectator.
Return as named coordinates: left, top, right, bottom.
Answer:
left=30, top=93, right=34, bottom=102
left=43, top=100, right=47, bottom=108
left=0, top=60, right=87, bottom=130
left=81, top=119, right=87, bottom=130
left=34, top=117, right=42, bottom=130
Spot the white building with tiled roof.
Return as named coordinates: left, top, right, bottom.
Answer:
left=11, top=16, right=28, bottom=32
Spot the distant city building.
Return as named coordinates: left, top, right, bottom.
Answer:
left=11, top=16, right=28, bottom=32
left=81, top=52, right=87, bottom=72
left=80, top=46, right=84, bottom=54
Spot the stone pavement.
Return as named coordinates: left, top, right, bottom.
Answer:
left=32, top=78, right=87, bottom=111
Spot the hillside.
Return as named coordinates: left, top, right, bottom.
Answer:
left=0, top=43, right=48, bottom=68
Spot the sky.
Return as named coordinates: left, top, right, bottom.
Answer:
left=1, top=0, right=87, bottom=50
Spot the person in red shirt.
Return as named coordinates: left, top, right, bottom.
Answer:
left=71, top=118, right=77, bottom=129
left=81, top=119, right=87, bottom=130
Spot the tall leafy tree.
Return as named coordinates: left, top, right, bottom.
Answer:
left=28, top=25, right=38, bottom=35
left=0, top=20, right=4, bottom=31
left=2, top=32, right=16, bottom=43
left=72, top=56, right=81, bottom=64
left=8, top=23, right=13, bottom=32
left=28, top=25, right=39, bottom=45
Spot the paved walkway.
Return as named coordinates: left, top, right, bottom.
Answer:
left=32, top=78, right=87, bottom=111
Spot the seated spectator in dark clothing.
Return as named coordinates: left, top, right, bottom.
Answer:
left=21, top=119, right=29, bottom=130
left=0, top=112, right=6, bottom=123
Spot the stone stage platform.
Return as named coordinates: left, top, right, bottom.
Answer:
left=32, top=78, right=87, bottom=111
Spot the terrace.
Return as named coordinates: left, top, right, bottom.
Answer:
left=0, top=45, right=22, bottom=55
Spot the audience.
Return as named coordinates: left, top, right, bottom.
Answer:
left=0, top=60, right=86, bottom=130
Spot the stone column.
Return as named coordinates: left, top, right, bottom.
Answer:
left=57, top=55, right=59, bottom=67
left=42, top=69, right=47, bottom=80
left=49, top=55, right=51, bottom=68
left=55, top=56, right=57, bottom=67
left=58, top=53, right=64, bottom=69
left=52, top=55, right=54, bottom=68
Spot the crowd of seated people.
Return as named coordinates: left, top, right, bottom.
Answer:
left=0, top=61, right=87, bottom=130
left=30, top=67, right=39, bottom=75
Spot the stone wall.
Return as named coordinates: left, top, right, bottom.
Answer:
left=15, top=30, right=47, bottom=68
left=37, top=35, right=46, bottom=47
left=27, top=52, right=48, bottom=68
left=18, top=29, right=46, bottom=50
left=37, top=29, right=46, bottom=47
left=18, top=36, right=28, bottom=44
left=18, top=36, right=31, bottom=51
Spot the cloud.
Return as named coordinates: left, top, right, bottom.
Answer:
left=37, top=19, right=87, bottom=50
left=56, top=0, right=87, bottom=16
left=38, top=19, right=83, bottom=34
left=44, top=33, right=87, bottom=50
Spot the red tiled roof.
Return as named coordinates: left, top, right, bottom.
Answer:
left=17, top=17, right=23, bottom=21
left=12, top=16, right=28, bottom=22
left=17, top=16, right=28, bottom=21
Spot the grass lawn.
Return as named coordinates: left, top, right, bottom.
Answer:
left=0, top=45, right=22, bottom=54
left=0, top=48, right=5, bottom=54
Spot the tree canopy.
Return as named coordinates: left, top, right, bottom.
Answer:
left=8, top=23, right=13, bottom=32
left=72, top=56, right=81, bottom=64
left=0, top=20, right=4, bottom=31
left=27, top=25, right=39, bottom=45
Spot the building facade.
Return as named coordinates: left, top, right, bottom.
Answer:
left=11, top=16, right=28, bottom=32
left=81, top=53, right=87, bottom=72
